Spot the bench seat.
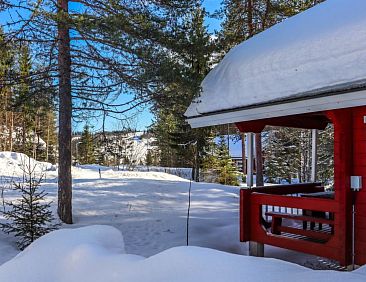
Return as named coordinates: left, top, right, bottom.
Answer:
left=265, top=211, right=334, bottom=240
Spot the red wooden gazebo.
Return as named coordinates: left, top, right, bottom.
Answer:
left=185, top=0, right=366, bottom=267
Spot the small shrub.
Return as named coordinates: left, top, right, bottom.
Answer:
left=0, top=159, right=59, bottom=250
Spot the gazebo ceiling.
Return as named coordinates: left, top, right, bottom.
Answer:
left=235, top=113, right=330, bottom=133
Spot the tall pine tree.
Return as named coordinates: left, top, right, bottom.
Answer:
left=152, top=2, right=214, bottom=180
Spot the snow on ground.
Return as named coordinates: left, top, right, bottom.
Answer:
left=0, top=225, right=365, bottom=282
left=0, top=152, right=364, bottom=280
left=0, top=152, right=55, bottom=177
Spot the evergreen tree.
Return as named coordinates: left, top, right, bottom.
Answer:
left=0, top=160, right=59, bottom=250
left=151, top=3, right=214, bottom=180
left=216, top=136, right=239, bottom=186
left=263, top=125, right=333, bottom=184
left=317, top=124, right=334, bottom=184
left=263, top=127, right=300, bottom=183
left=145, top=150, right=153, bottom=166
left=11, top=44, right=58, bottom=163
left=0, top=28, right=15, bottom=152
left=78, top=125, right=96, bottom=164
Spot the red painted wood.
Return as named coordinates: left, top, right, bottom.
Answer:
left=265, top=212, right=334, bottom=225
left=351, top=106, right=366, bottom=265
left=278, top=226, right=332, bottom=241
left=355, top=194, right=366, bottom=205
left=237, top=106, right=366, bottom=265
left=240, top=189, right=251, bottom=242
left=355, top=241, right=366, bottom=262
left=249, top=196, right=343, bottom=261
left=251, top=193, right=338, bottom=212
left=235, top=113, right=329, bottom=133
left=250, top=183, right=323, bottom=195
left=355, top=216, right=366, bottom=230
left=327, top=109, right=354, bottom=265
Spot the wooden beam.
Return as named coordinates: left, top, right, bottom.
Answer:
left=236, top=114, right=330, bottom=133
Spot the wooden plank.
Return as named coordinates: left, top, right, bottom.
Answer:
left=355, top=203, right=366, bottom=214
left=240, top=189, right=251, bottom=242
left=356, top=215, right=366, bottom=228
left=249, top=183, right=323, bottom=195
left=252, top=193, right=339, bottom=212
left=355, top=241, right=366, bottom=265
left=333, top=108, right=353, bottom=265
left=236, top=114, right=329, bottom=132
left=265, top=212, right=334, bottom=225
left=278, top=226, right=332, bottom=241
left=255, top=232, right=343, bottom=263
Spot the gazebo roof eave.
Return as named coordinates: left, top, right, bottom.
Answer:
left=186, top=87, right=366, bottom=129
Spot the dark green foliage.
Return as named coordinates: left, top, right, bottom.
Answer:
left=201, top=136, right=239, bottom=186
left=263, top=125, right=334, bottom=184
left=216, top=136, right=239, bottom=186
left=0, top=162, right=59, bottom=250
left=317, top=124, right=334, bottom=184
left=0, top=30, right=57, bottom=162
left=151, top=3, right=215, bottom=177
left=78, top=125, right=96, bottom=164
left=145, top=150, right=153, bottom=166
left=263, top=127, right=302, bottom=183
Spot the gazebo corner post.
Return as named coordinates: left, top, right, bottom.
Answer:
left=311, top=129, right=318, bottom=183
left=246, top=132, right=254, bottom=188
left=246, top=132, right=264, bottom=257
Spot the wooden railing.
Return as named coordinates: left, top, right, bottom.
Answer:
left=240, top=183, right=344, bottom=263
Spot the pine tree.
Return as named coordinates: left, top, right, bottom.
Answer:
left=0, top=28, right=15, bottom=152
left=12, top=44, right=58, bottom=163
left=216, top=136, right=239, bottom=186
left=0, top=160, right=59, bottom=250
left=78, top=125, right=96, bottom=164
left=145, top=150, right=154, bottom=166
left=151, top=3, right=214, bottom=180
left=317, top=124, right=334, bottom=184
left=263, top=125, right=333, bottom=184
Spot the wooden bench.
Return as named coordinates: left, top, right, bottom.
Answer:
left=300, top=191, right=335, bottom=231
left=265, top=212, right=334, bottom=241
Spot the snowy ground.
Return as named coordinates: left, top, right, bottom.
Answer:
left=1, top=225, right=365, bottom=282
left=0, top=152, right=365, bottom=281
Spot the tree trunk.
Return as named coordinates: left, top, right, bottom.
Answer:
left=247, top=0, right=254, bottom=37
left=255, top=133, right=264, bottom=187
left=9, top=111, right=13, bottom=152
left=46, top=114, right=50, bottom=162
left=57, top=0, right=72, bottom=224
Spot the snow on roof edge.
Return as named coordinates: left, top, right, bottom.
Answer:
left=185, top=0, right=366, bottom=121
left=186, top=79, right=366, bottom=119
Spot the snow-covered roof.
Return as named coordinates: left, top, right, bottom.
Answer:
left=185, top=0, right=366, bottom=127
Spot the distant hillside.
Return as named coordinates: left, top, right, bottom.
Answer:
left=72, top=131, right=159, bottom=168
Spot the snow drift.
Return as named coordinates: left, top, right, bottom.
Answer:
left=0, top=226, right=365, bottom=282
left=0, top=152, right=55, bottom=177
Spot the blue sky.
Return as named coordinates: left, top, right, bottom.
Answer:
left=118, top=0, right=222, bottom=132
left=88, top=0, right=222, bottom=132
left=0, top=1, right=223, bottom=132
